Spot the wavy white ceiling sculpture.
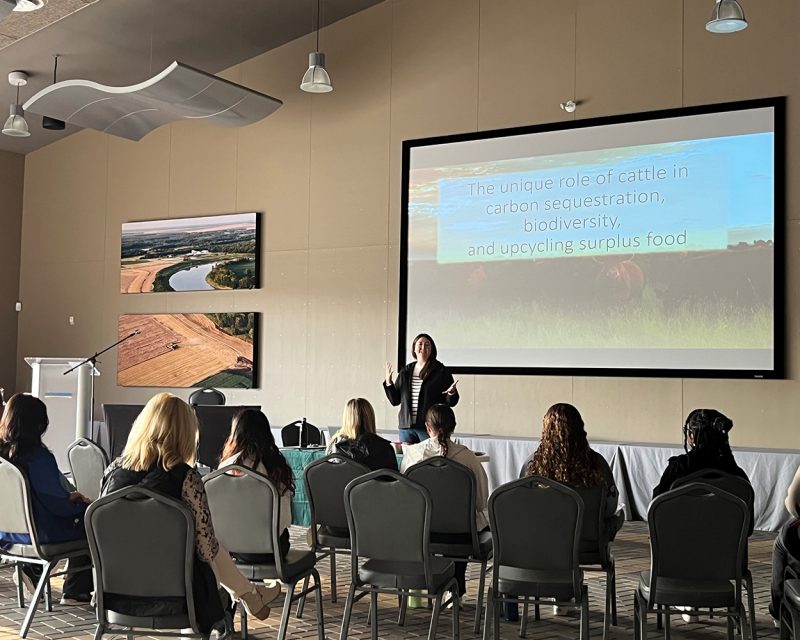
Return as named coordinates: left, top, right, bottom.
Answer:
left=23, top=61, right=282, bottom=141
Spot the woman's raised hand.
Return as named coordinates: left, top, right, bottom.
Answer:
left=385, top=362, right=394, bottom=385
left=444, top=379, right=459, bottom=396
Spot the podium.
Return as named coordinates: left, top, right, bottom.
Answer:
left=25, top=357, right=99, bottom=471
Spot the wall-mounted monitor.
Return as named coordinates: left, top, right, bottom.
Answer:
left=117, top=313, right=259, bottom=388
left=401, top=98, right=784, bottom=378
left=120, top=212, right=260, bottom=293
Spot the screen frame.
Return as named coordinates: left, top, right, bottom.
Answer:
left=399, top=97, right=785, bottom=379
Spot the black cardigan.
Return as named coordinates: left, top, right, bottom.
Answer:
left=383, top=359, right=459, bottom=430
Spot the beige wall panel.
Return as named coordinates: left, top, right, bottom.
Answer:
left=573, top=377, right=683, bottom=443
left=168, top=122, right=237, bottom=216
left=681, top=378, right=800, bottom=450
left=478, top=0, right=576, bottom=130
left=387, top=0, right=480, bottom=246
left=683, top=0, right=800, bottom=106
left=575, top=0, right=682, bottom=118
left=0, top=150, right=23, bottom=394
left=106, top=127, right=171, bottom=225
left=473, top=375, right=574, bottom=438
left=309, top=3, right=391, bottom=250
left=21, top=131, right=108, bottom=265
left=238, top=37, right=312, bottom=251
left=307, top=246, right=388, bottom=428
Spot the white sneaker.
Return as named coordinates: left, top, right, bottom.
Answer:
left=12, top=568, right=35, bottom=596
left=676, top=606, right=699, bottom=623
left=553, top=605, right=573, bottom=616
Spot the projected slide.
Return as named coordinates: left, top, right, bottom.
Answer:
left=403, top=101, right=781, bottom=376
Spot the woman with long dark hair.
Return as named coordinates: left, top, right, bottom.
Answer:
left=0, top=393, right=93, bottom=604
left=218, top=409, right=295, bottom=559
left=384, top=333, right=459, bottom=443
left=652, top=408, right=749, bottom=498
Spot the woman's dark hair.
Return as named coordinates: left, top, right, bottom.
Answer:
left=526, top=403, right=603, bottom=488
left=411, top=333, right=438, bottom=379
left=220, top=409, right=295, bottom=495
left=0, top=393, right=49, bottom=464
left=682, top=409, right=734, bottom=459
left=425, top=404, right=456, bottom=457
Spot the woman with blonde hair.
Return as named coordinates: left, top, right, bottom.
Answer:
left=326, top=398, right=397, bottom=471
left=102, top=393, right=280, bottom=628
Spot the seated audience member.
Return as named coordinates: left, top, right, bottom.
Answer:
left=218, top=409, right=294, bottom=560
left=770, top=466, right=800, bottom=622
left=326, top=398, right=398, bottom=471
left=0, top=394, right=93, bottom=604
left=652, top=408, right=749, bottom=498
left=523, top=402, right=623, bottom=616
left=102, top=393, right=280, bottom=626
left=400, top=403, right=488, bottom=598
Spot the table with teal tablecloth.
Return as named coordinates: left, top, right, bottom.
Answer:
left=281, top=447, right=404, bottom=527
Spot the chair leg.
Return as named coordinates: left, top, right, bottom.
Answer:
left=44, top=577, right=52, bottom=613
left=603, top=567, right=612, bottom=640
left=726, top=607, right=735, bottom=640
left=15, top=564, right=25, bottom=608
left=276, top=581, right=297, bottom=640
left=533, top=601, right=540, bottom=621
left=633, top=594, right=640, bottom=640
left=330, top=551, right=338, bottom=604
left=492, top=591, right=501, bottom=640
left=580, top=585, right=589, bottom=640
left=473, top=559, right=487, bottom=634
left=428, top=591, right=443, bottom=640
left=453, top=586, right=461, bottom=640
left=92, top=624, right=104, bottom=640
left=240, top=600, right=248, bottom=640
left=745, top=571, right=757, bottom=640
left=313, top=570, right=325, bottom=640
left=339, top=583, right=356, bottom=640
left=20, top=561, right=53, bottom=639
left=398, top=592, right=408, bottom=626
left=520, top=599, right=528, bottom=638
left=296, top=574, right=310, bottom=618
left=664, top=608, right=671, bottom=640
left=370, top=591, right=379, bottom=640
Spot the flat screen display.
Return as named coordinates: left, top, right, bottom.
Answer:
left=401, top=99, right=783, bottom=377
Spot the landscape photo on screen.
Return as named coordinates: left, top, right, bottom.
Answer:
left=117, top=313, right=258, bottom=388
left=120, top=212, right=259, bottom=293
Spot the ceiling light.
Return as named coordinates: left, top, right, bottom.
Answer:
left=3, top=71, right=29, bottom=138
left=42, top=54, right=65, bottom=130
left=300, top=0, right=332, bottom=93
left=706, top=0, right=748, bottom=33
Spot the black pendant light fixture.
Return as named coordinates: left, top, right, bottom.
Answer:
left=42, top=55, right=65, bottom=131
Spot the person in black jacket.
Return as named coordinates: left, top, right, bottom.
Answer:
left=652, top=408, right=750, bottom=499
left=383, top=333, right=459, bottom=443
left=327, top=398, right=397, bottom=471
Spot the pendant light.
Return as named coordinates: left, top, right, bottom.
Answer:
left=300, top=0, right=332, bottom=93
left=2, top=71, right=30, bottom=138
left=706, top=0, right=748, bottom=33
left=42, top=55, right=65, bottom=130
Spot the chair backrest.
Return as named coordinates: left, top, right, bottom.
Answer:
left=282, top=419, right=322, bottom=447
left=345, top=469, right=436, bottom=589
left=489, top=475, right=583, bottom=596
left=67, top=438, right=108, bottom=501
left=85, top=486, right=199, bottom=630
left=647, top=482, right=747, bottom=595
left=671, top=468, right=755, bottom=533
left=0, top=457, right=40, bottom=551
left=573, top=483, right=614, bottom=552
left=193, top=405, right=261, bottom=469
left=102, top=404, right=145, bottom=460
left=189, top=387, right=226, bottom=406
left=304, top=454, right=370, bottom=547
left=203, top=465, right=284, bottom=571
left=406, top=456, right=479, bottom=548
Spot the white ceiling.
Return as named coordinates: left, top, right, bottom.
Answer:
left=0, top=0, right=383, bottom=154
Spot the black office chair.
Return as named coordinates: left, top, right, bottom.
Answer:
left=102, top=403, right=144, bottom=460
left=633, top=482, right=749, bottom=640
left=304, top=454, right=370, bottom=604
left=781, top=579, right=800, bottom=639
left=189, top=387, right=226, bottom=406
left=203, top=465, right=324, bottom=640
left=281, top=418, right=323, bottom=447
left=341, top=469, right=460, bottom=640
left=86, top=486, right=232, bottom=639
left=406, top=456, right=492, bottom=633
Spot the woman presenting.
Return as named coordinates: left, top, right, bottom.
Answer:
left=384, top=333, right=459, bottom=443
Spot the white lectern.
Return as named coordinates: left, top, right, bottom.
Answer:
left=25, top=356, right=99, bottom=471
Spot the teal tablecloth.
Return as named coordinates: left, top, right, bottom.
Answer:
left=281, top=447, right=403, bottom=527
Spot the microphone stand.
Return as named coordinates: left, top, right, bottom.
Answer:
left=298, top=417, right=307, bottom=449
left=64, top=330, right=140, bottom=440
